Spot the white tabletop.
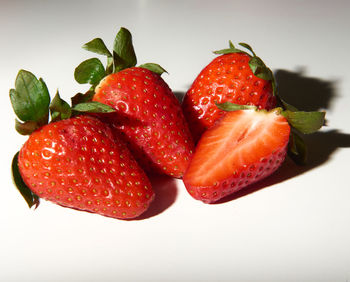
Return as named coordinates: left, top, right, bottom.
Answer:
left=1, top=1, right=350, bottom=281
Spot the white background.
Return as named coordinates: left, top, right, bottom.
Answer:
left=1, top=1, right=350, bottom=281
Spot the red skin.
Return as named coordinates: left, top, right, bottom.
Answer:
left=18, top=115, right=154, bottom=219
left=93, top=67, right=194, bottom=178
left=182, top=53, right=277, bottom=142
left=183, top=110, right=290, bottom=203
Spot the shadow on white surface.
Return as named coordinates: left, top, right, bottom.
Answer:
left=133, top=174, right=178, bottom=220
left=275, top=68, right=336, bottom=111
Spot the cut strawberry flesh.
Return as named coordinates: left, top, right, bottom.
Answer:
left=183, top=109, right=290, bottom=202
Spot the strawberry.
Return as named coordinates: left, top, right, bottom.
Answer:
left=182, top=42, right=277, bottom=142
left=183, top=103, right=325, bottom=203
left=92, top=67, right=193, bottom=177
left=10, top=70, right=154, bottom=219
left=74, top=27, right=194, bottom=178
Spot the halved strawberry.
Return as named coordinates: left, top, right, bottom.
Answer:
left=183, top=103, right=325, bottom=203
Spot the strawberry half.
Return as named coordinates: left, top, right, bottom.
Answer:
left=183, top=103, right=325, bottom=203
left=10, top=70, right=154, bottom=219
left=182, top=42, right=277, bottom=142
left=74, top=28, right=194, bottom=178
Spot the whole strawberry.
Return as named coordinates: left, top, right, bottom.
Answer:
left=74, top=28, right=194, bottom=178
left=10, top=70, right=154, bottom=219
left=183, top=103, right=325, bottom=203
left=182, top=42, right=277, bottom=142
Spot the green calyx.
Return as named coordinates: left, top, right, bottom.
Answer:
left=10, top=70, right=115, bottom=136
left=216, top=102, right=326, bottom=164
left=74, top=27, right=167, bottom=90
left=10, top=70, right=50, bottom=134
left=214, top=41, right=276, bottom=95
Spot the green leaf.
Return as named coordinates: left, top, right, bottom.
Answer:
left=82, top=38, right=114, bottom=74
left=49, top=91, right=72, bottom=122
left=15, top=119, right=39, bottom=135
left=106, top=57, right=114, bottom=75
left=138, top=63, right=167, bottom=75
left=288, top=130, right=308, bottom=165
left=9, top=70, right=50, bottom=125
left=248, top=55, right=277, bottom=96
left=238, top=42, right=256, bottom=56
left=83, top=38, right=112, bottom=57
left=72, top=101, right=116, bottom=113
left=249, top=56, right=273, bottom=81
left=248, top=57, right=263, bottom=75
left=214, top=41, right=247, bottom=55
left=113, top=27, right=137, bottom=72
left=248, top=56, right=261, bottom=75
left=277, top=96, right=298, bottom=112
left=71, top=87, right=95, bottom=106
left=74, top=58, right=106, bottom=85
left=213, top=48, right=235, bottom=55
left=216, top=102, right=257, bottom=111
left=229, top=40, right=235, bottom=49
left=11, top=152, right=40, bottom=209
left=282, top=110, right=325, bottom=134
left=213, top=48, right=245, bottom=55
